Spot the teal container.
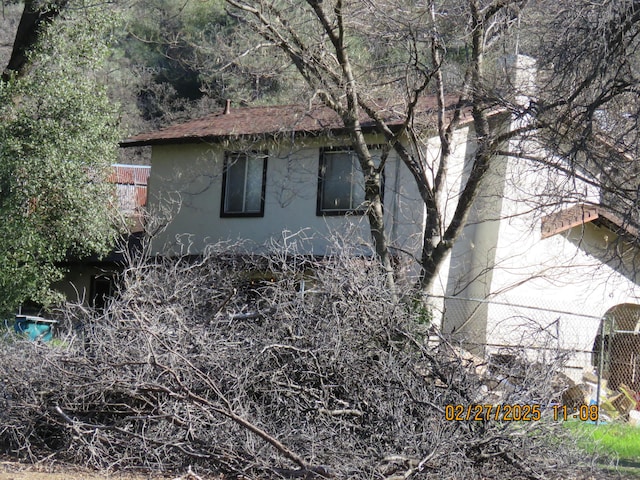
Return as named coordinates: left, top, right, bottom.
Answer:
left=14, top=315, right=57, bottom=342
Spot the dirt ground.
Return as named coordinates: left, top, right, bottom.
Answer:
left=1, top=459, right=639, bottom=480
left=0, top=459, right=208, bottom=480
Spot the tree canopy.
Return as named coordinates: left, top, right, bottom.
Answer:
left=0, top=3, right=121, bottom=314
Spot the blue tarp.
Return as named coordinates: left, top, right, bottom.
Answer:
left=13, top=315, right=57, bottom=342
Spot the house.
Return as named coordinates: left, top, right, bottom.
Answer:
left=55, top=164, right=150, bottom=310
left=109, top=163, right=150, bottom=233
left=121, top=96, right=473, bottom=260
left=121, top=59, right=640, bottom=382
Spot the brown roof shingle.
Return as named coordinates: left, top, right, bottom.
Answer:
left=120, top=96, right=469, bottom=147
left=541, top=204, right=640, bottom=240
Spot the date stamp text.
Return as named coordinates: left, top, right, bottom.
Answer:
left=444, top=404, right=599, bottom=422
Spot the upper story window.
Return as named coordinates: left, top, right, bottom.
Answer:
left=317, top=147, right=383, bottom=216
left=221, top=151, right=268, bottom=217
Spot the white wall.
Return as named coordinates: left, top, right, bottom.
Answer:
left=479, top=136, right=640, bottom=379
left=147, top=134, right=447, bottom=260
left=428, top=105, right=640, bottom=378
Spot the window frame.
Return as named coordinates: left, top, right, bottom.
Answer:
left=220, top=151, right=268, bottom=218
left=316, top=146, right=384, bottom=216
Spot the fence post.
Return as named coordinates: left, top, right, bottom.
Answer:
left=596, top=315, right=606, bottom=426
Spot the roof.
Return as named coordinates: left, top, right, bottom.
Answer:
left=120, top=96, right=472, bottom=148
left=541, top=204, right=640, bottom=240
left=109, top=164, right=150, bottom=233
left=109, top=164, right=151, bottom=185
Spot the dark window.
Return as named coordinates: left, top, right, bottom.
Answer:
left=317, top=147, right=383, bottom=216
left=221, top=152, right=268, bottom=217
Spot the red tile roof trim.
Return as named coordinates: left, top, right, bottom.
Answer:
left=109, top=164, right=151, bottom=185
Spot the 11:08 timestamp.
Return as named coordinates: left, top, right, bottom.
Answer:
left=552, top=404, right=599, bottom=422
left=444, top=403, right=599, bottom=422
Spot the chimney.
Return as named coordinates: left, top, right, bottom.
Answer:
left=223, top=99, right=231, bottom=115
left=500, top=54, right=537, bottom=108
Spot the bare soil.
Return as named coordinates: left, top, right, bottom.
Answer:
left=1, top=459, right=639, bottom=480
left=0, top=458, right=204, bottom=480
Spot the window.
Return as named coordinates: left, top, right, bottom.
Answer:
left=317, top=147, right=383, bottom=215
left=221, top=152, right=268, bottom=217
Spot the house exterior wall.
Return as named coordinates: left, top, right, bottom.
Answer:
left=397, top=126, right=475, bottom=300
left=441, top=120, right=510, bottom=342
left=54, top=263, right=118, bottom=308
left=455, top=54, right=640, bottom=378
left=148, top=139, right=385, bottom=256
left=146, top=128, right=475, bottom=268
left=429, top=113, right=640, bottom=380
left=479, top=140, right=640, bottom=381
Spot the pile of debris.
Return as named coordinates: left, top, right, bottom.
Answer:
left=561, top=371, right=640, bottom=424
left=452, top=347, right=640, bottom=425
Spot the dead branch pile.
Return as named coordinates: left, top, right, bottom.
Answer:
left=0, top=242, right=591, bottom=479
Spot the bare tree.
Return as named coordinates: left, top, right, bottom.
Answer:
left=490, top=0, right=640, bottom=277
left=217, top=0, right=536, bottom=295
left=531, top=0, right=640, bottom=223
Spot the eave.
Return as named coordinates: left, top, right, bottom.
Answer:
left=541, top=204, right=640, bottom=241
left=120, top=96, right=476, bottom=148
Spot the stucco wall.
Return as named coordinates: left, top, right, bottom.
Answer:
left=425, top=119, right=640, bottom=379
left=480, top=139, right=640, bottom=379
left=148, top=138, right=395, bottom=255
left=147, top=129, right=475, bottom=272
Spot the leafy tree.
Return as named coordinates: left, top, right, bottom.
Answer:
left=0, top=3, right=121, bottom=315
left=120, top=0, right=313, bottom=126
left=119, top=0, right=206, bottom=123
left=1, top=0, right=68, bottom=82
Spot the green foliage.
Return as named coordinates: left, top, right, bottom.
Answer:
left=120, top=0, right=225, bottom=97
left=0, top=4, right=121, bottom=315
left=119, top=0, right=307, bottom=115
left=123, top=0, right=205, bottom=98
left=409, top=297, right=433, bottom=325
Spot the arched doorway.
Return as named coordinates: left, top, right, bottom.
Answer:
left=593, top=304, right=640, bottom=391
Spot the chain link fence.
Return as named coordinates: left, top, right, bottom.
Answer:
left=594, top=305, right=640, bottom=391
left=431, top=296, right=640, bottom=422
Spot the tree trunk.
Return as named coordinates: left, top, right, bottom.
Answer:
left=2, top=0, right=68, bottom=81
left=365, top=170, right=397, bottom=297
